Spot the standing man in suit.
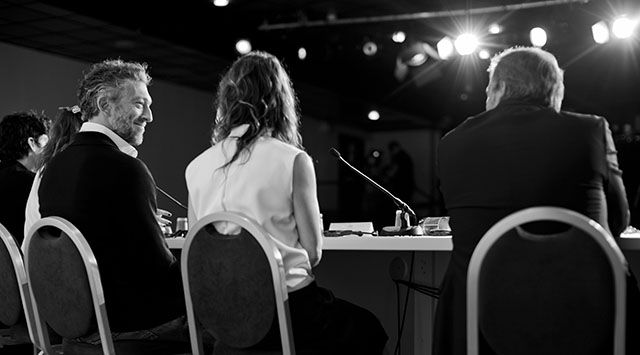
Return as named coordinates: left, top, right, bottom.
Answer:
left=386, top=141, right=415, bottom=203
left=37, top=59, right=189, bottom=350
left=434, top=46, right=638, bottom=354
left=0, top=111, right=49, bottom=244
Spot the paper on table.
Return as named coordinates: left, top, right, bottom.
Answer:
left=328, top=222, right=375, bottom=233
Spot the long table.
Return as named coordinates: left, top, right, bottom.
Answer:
left=166, top=231, right=640, bottom=355
left=165, top=234, right=453, bottom=250
left=166, top=234, right=449, bottom=354
left=166, top=232, right=640, bottom=251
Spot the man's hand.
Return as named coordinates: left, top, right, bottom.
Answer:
left=155, top=208, right=172, bottom=228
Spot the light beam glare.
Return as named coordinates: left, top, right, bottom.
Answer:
left=454, top=33, right=479, bottom=55
left=612, top=16, right=638, bottom=39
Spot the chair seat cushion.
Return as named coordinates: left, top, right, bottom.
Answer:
left=479, top=227, right=615, bottom=355
left=0, top=243, right=22, bottom=326
left=189, top=227, right=275, bottom=348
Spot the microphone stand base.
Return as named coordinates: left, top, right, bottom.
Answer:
left=379, top=225, right=424, bottom=236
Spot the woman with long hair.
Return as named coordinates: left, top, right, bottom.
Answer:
left=186, top=51, right=388, bottom=354
left=24, top=106, right=82, bottom=239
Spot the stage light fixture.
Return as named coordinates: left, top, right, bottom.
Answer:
left=298, top=47, right=307, bottom=60
left=363, top=41, right=378, bottom=56
left=398, top=42, right=431, bottom=67
left=213, top=0, right=229, bottom=6
left=407, top=52, right=427, bottom=66
left=530, top=27, right=547, bottom=47
left=591, top=20, right=610, bottom=44
left=454, top=33, right=478, bottom=55
left=437, top=36, right=455, bottom=60
left=392, top=31, right=406, bottom=43
left=368, top=110, right=380, bottom=121
left=488, top=23, right=502, bottom=34
left=612, top=16, right=637, bottom=39
left=235, top=39, right=251, bottom=54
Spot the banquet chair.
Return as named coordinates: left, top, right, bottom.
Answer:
left=467, top=207, right=627, bottom=355
left=182, top=211, right=315, bottom=355
left=0, top=222, right=52, bottom=354
left=24, top=216, right=189, bottom=355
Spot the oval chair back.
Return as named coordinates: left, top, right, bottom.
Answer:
left=181, top=211, right=295, bottom=355
left=24, top=217, right=115, bottom=355
left=0, top=222, right=41, bottom=352
left=467, top=207, right=627, bottom=355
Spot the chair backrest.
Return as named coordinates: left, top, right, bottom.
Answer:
left=0, top=222, right=39, bottom=348
left=24, top=216, right=115, bottom=355
left=467, top=207, right=627, bottom=355
left=181, top=211, right=295, bottom=355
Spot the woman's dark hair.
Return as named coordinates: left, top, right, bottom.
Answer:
left=211, top=51, right=302, bottom=169
left=39, top=107, right=83, bottom=174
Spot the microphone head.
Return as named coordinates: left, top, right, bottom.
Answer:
left=329, top=148, right=341, bottom=159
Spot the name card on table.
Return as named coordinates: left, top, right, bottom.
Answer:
left=328, top=222, right=375, bottom=233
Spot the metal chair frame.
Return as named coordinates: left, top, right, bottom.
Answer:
left=467, top=206, right=627, bottom=355
left=181, top=211, right=295, bottom=355
left=24, top=217, right=115, bottom=355
left=0, top=223, right=41, bottom=353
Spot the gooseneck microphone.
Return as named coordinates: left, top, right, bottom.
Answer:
left=156, top=186, right=188, bottom=211
left=329, top=148, right=423, bottom=236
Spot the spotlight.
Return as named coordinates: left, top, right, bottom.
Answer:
left=437, top=36, right=455, bottom=60
left=406, top=52, right=427, bottom=66
left=398, top=42, right=430, bottom=67
left=592, top=21, right=610, bottom=44
left=298, top=47, right=307, bottom=60
left=612, top=16, right=637, bottom=39
left=235, top=39, right=252, bottom=54
left=530, top=27, right=547, bottom=47
left=368, top=110, right=380, bottom=121
left=488, top=23, right=502, bottom=34
left=392, top=31, right=406, bottom=43
left=213, top=0, right=229, bottom=6
left=478, top=49, right=491, bottom=60
left=454, top=33, right=478, bottom=56
left=363, top=41, right=378, bottom=56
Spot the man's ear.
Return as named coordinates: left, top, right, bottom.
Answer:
left=26, top=137, right=39, bottom=153
left=486, top=79, right=506, bottom=110
left=490, top=80, right=506, bottom=103
left=490, top=80, right=506, bottom=96
left=97, top=96, right=111, bottom=114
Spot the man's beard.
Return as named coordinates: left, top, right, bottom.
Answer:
left=110, top=113, right=143, bottom=146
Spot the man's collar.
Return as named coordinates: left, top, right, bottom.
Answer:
left=80, top=122, right=138, bottom=158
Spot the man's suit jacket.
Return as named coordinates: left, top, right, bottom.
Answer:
left=434, top=100, right=630, bottom=355
left=0, top=160, right=34, bottom=243
left=38, top=132, right=184, bottom=332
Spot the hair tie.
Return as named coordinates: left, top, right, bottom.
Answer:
left=58, top=105, right=81, bottom=114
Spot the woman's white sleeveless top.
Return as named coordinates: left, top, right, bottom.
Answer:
left=185, top=124, right=313, bottom=291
